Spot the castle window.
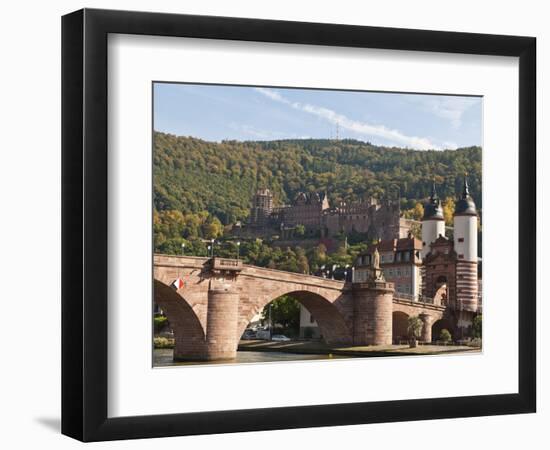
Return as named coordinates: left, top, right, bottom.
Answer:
left=458, top=237, right=464, bottom=243
left=458, top=254, right=464, bottom=259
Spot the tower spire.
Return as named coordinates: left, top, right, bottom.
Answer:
left=454, top=173, right=476, bottom=215
left=462, top=174, right=470, bottom=199
left=430, top=179, right=438, bottom=201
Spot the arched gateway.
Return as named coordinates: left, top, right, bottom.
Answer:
left=154, top=254, right=445, bottom=361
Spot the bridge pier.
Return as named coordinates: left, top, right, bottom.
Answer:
left=173, top=335, right=207, bottom=361
left=419, top=313, right=433, bottom=343
left=352, top=281, right=394, bottom=346
left=204, top=285, right=240, bottom=360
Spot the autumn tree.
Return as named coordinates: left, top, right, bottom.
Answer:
left=443, top=196, right=456, bottom=226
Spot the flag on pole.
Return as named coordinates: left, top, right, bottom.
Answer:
left=171, top=278, right=185, bottom=290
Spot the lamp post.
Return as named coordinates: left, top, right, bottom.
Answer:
left=181, top=243, right=185, bottom=255
left=236, top=241, right=241, bottom=260
left=207, top=245, right=211, bottom=257
left=210, top=239, right=215, bottom=257
left=268, top=303, right=273, bottom=340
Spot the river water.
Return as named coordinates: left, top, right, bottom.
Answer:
left=154, top=348, right=344, bottom=366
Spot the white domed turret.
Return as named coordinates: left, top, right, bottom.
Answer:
left=453, top=177, right=478, bottom=262
left=421, top=182, right=445, bottom=258
left=454, top=176, right=479, bottom=314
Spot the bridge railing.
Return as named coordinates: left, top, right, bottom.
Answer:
left=393, top=293, right=435, bottom=304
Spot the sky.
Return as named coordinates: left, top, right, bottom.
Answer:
left=153, top=83, right=482, bottom=150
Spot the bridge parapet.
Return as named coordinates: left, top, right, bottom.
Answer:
left=240, top=265, right=346, bottom=291
left=392, top=296, right=446, bottom=312
left=154, top=254, right=209, bottom=269
left=212, top=257, right=243, bottom=272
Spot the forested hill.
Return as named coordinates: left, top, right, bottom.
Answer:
left=153, top=131, right=482, bottom=225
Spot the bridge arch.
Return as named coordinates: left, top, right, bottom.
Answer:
left=154, top=279, right=206, bottom=360
left=238, top=289, right=352, bottom=346
left=434, top=276, right=448, bottom=306
left=431, top=318, right=453, bottom=343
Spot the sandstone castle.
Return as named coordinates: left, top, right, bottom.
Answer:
left=246, top=188, right=416, bottom=241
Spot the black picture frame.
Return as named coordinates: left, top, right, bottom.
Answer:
left=62, top=8, right=536, bottom=442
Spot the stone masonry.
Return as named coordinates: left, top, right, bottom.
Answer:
left=154, top=254, right=447, bottom=361
left=352, top=281, right=394, bottom=346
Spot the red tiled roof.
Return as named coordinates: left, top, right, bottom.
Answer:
left=364, top=236, right=421, bottom=254
left=396, top=237, right=422, bottom=250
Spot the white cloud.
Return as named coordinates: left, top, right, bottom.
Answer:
left=254, top=88, right=439, bottom=150
left=406, top=95, right=479, bottom=129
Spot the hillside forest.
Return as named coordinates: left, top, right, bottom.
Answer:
left=153, top=131, right=482, bottom=276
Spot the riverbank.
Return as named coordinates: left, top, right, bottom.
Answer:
left=238, top=339, right=480, bottom=357
left=154, top=348, right=345, bottom=366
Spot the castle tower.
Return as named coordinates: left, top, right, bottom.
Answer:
left=249, top=189, right=273, bottom=226
left=421, top=182, right=445, bottom=259
left=453, top=176, right=479, bottom=313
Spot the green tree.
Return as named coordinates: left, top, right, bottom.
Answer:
left=472, top=315, right=482, bottom=338
left=294, top=224, right=306, bottom=237
left=407, top=316, right=423, bottom=348
left=262, top=295, right=301, bottom=332
left=295, top=246, right=310, bottom=274
left=440, top=329, right=452, bottom=343
left=408, top=222, right=422, bottom=239
left=202, top=215, right=224, bottom=239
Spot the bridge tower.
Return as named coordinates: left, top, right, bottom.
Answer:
left=421, top=182, right=445, bottom=259
left=453, top=176, right=479, bottom=330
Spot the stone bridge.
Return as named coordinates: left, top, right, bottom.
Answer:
left=154, top=254, right=447, bottom=361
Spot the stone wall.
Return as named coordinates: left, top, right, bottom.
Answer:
left=352, top=281, right=394, bottom=346
left=153, top=255, right=451, bottom=360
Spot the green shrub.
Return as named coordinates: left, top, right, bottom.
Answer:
left=154, top=315, right=169, bottom=332
left=467, top=337, right=482, bottom=348
left=472, top=315, right=482, bottom=338
left=153, top=337, right=175, bottom=349
left=439, top=329, right=452, bottom=343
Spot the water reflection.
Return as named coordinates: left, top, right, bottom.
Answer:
left=154, top=348, right=344, bottom=366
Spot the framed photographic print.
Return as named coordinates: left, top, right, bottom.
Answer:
left=62, top=8, right=536, bottom=442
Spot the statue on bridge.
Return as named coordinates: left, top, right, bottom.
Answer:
left=369, top=247, right=385, bottom=282
left=372, top=247, right=380, bottom=270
